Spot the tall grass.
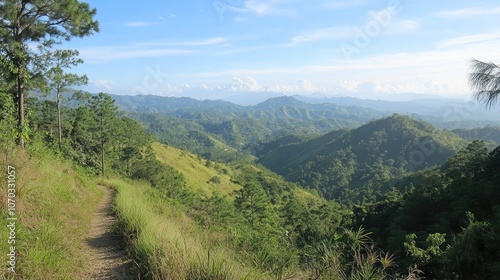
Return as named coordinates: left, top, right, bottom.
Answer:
left=0, top=145, right=102, bottom=279
left=152, top=143, right=241, bottom=197
left=102, top=178, right=266, bottom=280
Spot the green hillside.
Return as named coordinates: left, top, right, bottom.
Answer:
left=130, top=112, right=243, bottom=162
left=452, top=125, right=500, bottom=148
left=118, top=96, right=385, bottom=159
left=353, top=141, right=500, bottom=279
left=106, top=142, right=356, bottom=279
left=258, top=114, right=467, bottom=202
left=2, top=93, right=498, bottom=279
left=151, top=141, right=322, bottom=204
left=152, top=142, right=241, bottom=197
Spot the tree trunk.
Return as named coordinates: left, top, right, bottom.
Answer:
left=101, top=140, right=105, bottom=177
left=17, top=65, right=25, bottom=148
left=57, top=92, right=62, bottom=145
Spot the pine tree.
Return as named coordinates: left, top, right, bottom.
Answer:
left=0, top=0, right=98, bottom=147
left=469, top=59, right=500, bottom=108
left=234, top=181, right=271, bottom=227
left=43, top=49, right=87, bottom=145
left=89, top=93, right=118, bottom=177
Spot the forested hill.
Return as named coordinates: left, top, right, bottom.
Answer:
left=452, top=126, right=500, bottom=147
left=113, top=95, right=498, bottom=163
left=116, top=95, right=386, bottom=159
left=113, top=94, right=385, bottom=123
left=112, top=94, right=242, bottom=114
left=258, top=114, right=466, bottom=202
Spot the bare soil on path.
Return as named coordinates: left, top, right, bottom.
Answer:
left=83, top=185, right=136, bottom=279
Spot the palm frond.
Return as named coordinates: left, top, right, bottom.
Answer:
left=469, top=59, right=500, bottom=109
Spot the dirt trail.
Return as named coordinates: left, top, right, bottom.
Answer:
left=83, top=185, right=136, bottom=279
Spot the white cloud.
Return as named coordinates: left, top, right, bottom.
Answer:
left=322, top=0, right=368, bottom=9
left=326, top=80, right=465, bottom=96
left=266, top=84, right=300, bottom=94
left=245, top=1, right=272, bottom=15
left=200, top=83, right=214, bottom=90
left=91, top=80, right=114, bottom=90
left=241, top=0, right=296, bottom=16
left=290, top=14, right=419, bottom=45
left=165, top=84, right=183, bottom=94
left=229, top=76, right=263, bottom=92
left=183, top=37, right=227, bottom=46
left=433, top=6, right=500, bottom=18
left=183, top=34, right=500, bottom=100
left=386, top=20, right=420, bottom=34
left=80, top=47, right=196, bottom=62
left=438, top=33, right=500, bottom=48
left=297, top=79, right=319, bottom=93
left=263, top=80, right=322, bottom=94
left=126, top=21, right=156, bottom=27
left=290, top=26, right=354, bottom=44
left=134, top=37, right=227, bottom=47
left=336, top=80, right=358, bottom=92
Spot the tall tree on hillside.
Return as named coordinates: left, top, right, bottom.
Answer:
left=44, top=49, right=88, bottom=145
left=469, top=59, right=500, bottom=108
left=115, top=117, right=149, bottom=175
left=70, top=106, right=100, bottom=169
left=234, top=181, right=271, bottom=227
left=0, top=0, right=98, bottom=148
left=90, top=93, right=118, bottom=177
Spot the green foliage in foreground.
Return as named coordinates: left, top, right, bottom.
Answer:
left=356, top=141, right=500, bottom=279
left=104, top=142, right=423, bottom=279
left=101, top=179, right=263, bottom=280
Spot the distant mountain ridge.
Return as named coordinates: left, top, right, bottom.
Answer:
left=112, top=93, right=500, bottom=125
left=113, top=95, right=386, bottom=158
left=112, top=94, right=499, bottom=163
left=293, top=95, right=500, bottom=123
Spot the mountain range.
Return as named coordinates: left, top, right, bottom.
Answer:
left=110, top=93, right=500, bottom=203
left=112, top=94, right=500, bottom=125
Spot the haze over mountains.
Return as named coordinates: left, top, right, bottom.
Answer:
left=112, top=93, right=500, bottom=127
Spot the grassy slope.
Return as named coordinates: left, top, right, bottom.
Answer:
left=152, top=142, right=241, bottom=197
left=0, top=145, right=102, bottom=279
left=103, top=178, right=267, bottom=279
left=153, top=142, right=319, bottom=203
left=0, top=141, right=318, bottom=279
left=108, top=143, right=325, bottom=279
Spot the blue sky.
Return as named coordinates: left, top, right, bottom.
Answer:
left=63, top=0, right=500, bottom=100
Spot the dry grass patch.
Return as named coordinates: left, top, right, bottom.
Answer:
left=152, top=142, right=241, bottom=197
left=0, top=147, right=102, bottom=279
left=104, top=179, right=267, bottom=279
